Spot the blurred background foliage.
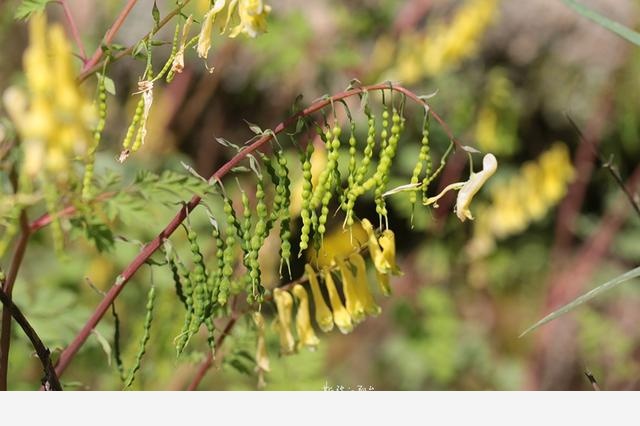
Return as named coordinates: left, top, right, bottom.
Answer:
left=2, top=0, right=640, bottom=390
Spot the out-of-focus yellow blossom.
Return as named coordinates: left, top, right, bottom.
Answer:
left=305, top=264, right=334, bottom=332
left=252, top=312, right=270, bottom=388
left=3, top=14, right=95, bottom=181
left=292, top=284, right=320, bottom=350
left=384, top=0, right=500, bottom=83
left=474, top=69, right=519, bottom=156
left=323, top=268, right=353, bottom=334
left=467, top=143, right=574, bottom=259
left=273, top=288, right=295, bottom=355
left=349, top=253, right=381, bottom=317
left=197, top=0, right=271, bottom=60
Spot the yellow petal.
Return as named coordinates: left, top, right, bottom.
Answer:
left=378, top=229, right=402, bottom=276
left=273, top=288, right=295, bottom=355
left=292, top=284, right=320, bottom=350
left=335, top=258, right=365, bottom=323
left=376, top=269, right=391, bottom=296
left=361, top=218, right=390, bottom=274
left=305, top=264, right=334, bottom=332
left=252, top=312, right=270, bottom=373
left=349, top=253, right=381, bottom=316
left=323, top=269, right=353, bottom=334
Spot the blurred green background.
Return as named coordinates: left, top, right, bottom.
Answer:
left=2, top=0, right=640, bottom=390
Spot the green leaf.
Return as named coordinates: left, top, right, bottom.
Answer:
left=14, top=0, right=53, bottom=20
left=152, top=1, right=160, bottom=29
left=70, top=216, right=115, bottom=252
left=563, top=0, right=640, bottom=46
left=520, top=265, right=640, bottom=337
left=97, top=73, right=116, bottom=96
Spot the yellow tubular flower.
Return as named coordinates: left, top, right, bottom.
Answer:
left=252, top=312, right=270, bottom=387
left=361, top=218, right=390, bottom=274
left=323, top=269, right=353, bottom=334
left=335, top=258, right=365, bottom=324
left=376, top=270, right=391, bottom=296
left=349, top=253, right=381, bottom=316
left=305, top=264, right=334, bottom=332
left=229, top=0, right=271, bottom=38
left=292, top=284, right=320, bottom=351
left=273, top=288, right=295, bottom=355
left=379, top=230, right=402, bottom=276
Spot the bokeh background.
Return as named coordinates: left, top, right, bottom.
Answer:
left=2, top=0, right=640, bottom=390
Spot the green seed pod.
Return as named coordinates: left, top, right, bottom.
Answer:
left=373, top=107, right=403, bottom=228
left=345, top=106, right=376, bottom=227
left=124, top=284, right=156, bottom=389
left=409, top=113, right=431, bottom=225
left=156, top=22, right=180, bottom=81
left=121, top=98, right=144, bottom=151
left=164, top=243, right=187, bottom=308
left=82, top=71, right=108, bottom=200
left=44, top=183, right=64, bottom=255
left=218, top=196, right=238, bottom=305
left=274, top=151, right=292, bottom=278
left=422, top=140, right=455, bottom=203
left=298, top=143, right=314, bottom=254
left=204, top=317, right=216, bottom=354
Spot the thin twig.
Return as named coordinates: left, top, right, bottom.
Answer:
left=48, top=83, right=462, bottom=384
left=0, top=210, right=30, bottom=391
left=80, top=0, right=139, bottom=75
left=566, top=114, right=640, bottom=218
left=56, top=0, right=87, bottom=62
left=78, top=0, right=191, bottom=83
left=186, top=316, right=238, bottom=391
left=584, top=369, right=601, bottom=391
left=0, top=277, right=61, bottom=390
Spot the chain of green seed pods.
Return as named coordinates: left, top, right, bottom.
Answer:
left=175, top=254, right=193, bottom=357
left=374, top=108, right=403, bottom=227
left=298, top=143, right=314, bottom=254
left=275, top=152, right=292, bottom=278
left=218, top=196, right=238, bottom=305
left=209, top=223, right=224, bottom=311
left=312, top=124, right=341, bottom=243
left=187, top=228, right=209, bottom=337
left=165, top=247, right=187, bottom=308
left=82, top=71, right=107, bottom=200
left=344, top=105, right=376, bottom=226
left=245, top=177, right=269, bottom=304
left=154, top=23, right=180, bottom=82
left=124, top=284, right=156, bottom=389
left=409, top=113, right=432, bottom=224
left=421, top=140, right=455, bottom=203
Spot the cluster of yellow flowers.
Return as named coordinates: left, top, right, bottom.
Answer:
left=257, top=219, right=399, bottom=373
left=197, top=0, right=272, bottom=59
left=378, top=0, right=500, bottom=83
left=3, top=14, right=95, bottom=182
left=467, top=143, right=575, bottom=258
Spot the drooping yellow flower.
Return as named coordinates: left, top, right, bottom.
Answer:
left=349, top=253, right=381, bottom=317
left=323, top=268, right=353, bottom=334
left=292, top=284, right=320, bottom=350
left=196, top=0, right=271, bottom=60
left=4, top=14, right=95, bottom=181
left=378, top=230, right=402, bottom=276
left=361, top=218, right=390, bottom=274
left=252, top=312, right=270, bottom=388
left=335, top=258, right=365, bottom=324
left=305, top=264, right=333, bottom=332
left=273, top=288, right=295, bottom=355
left=455, top=153, right=498, bottom=222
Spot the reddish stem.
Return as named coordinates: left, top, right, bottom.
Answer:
left=80, top=0, right=139, bottom=75
left=49, top=83, right=460, bottom=383
left=56, top=0, right=87, bottom=62
left=0, top=210, right=31, bottom=391
left=187, top=316, right=238, bottom=391
left=29, top=192, right=115, bottom=233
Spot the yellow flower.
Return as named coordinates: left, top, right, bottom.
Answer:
left=305, top=264, right=333, bottom=332
left=361, top=218, right=390, bottom=274
left=335, top=258, right=365, bottom=323
left=323, top=268, right=353, bottom=334
left=456, top=153, right=498, bottom=222
left=229, top=0, right=271, bottom=38
left=349, top=253, right=381, bottom=317
left=4, top=13, right=95, bottom=181
left=378, top=230, right=402, bottom=276
left=197, top=0, right=226, bottom=59
left=360, top=219, right=402, bottom=295
left=292, top=284, right=320, bottom=350
left=252, top=312, right=270, bottom=387
left=273, top=288, right=295, bottom=355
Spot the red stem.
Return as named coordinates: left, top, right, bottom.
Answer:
left=80, top=0, right=138, bottom=74
left=56, top=0, right=87, bottom=62
left=0, top=210, right=31, bottom=391
left=187, top=316, right=238, bottom=391
left=49, top=83, right=460, bottom=383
